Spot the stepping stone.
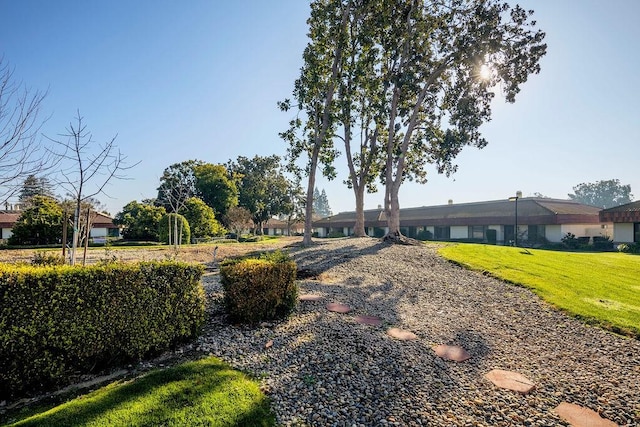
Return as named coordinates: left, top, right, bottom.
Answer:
left=354, top=315, right=382, bottom=326
left=484, top=369, right=535, bottom=394
left=387, top=327, right=418, bottom=340
left=554, top=402, right=618, bottom=427
left=433, top=344, right=471, bottom=362
left=326, top=302, right=352, bottom=313
left=299, top=294, right=323, bottom=302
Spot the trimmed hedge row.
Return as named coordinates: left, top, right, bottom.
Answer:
left=220, top=251, right=297, bottom=324
left=0, top=261, right=205, bottom=399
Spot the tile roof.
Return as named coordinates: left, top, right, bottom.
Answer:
left=599, top=200, right=640, bottom=222
left=314, top=198, right=602, bottom=228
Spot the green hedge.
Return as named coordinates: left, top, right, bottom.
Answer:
left=0, top=261, right=205, bottom=399
left=220, top=252, right=297, bottom=324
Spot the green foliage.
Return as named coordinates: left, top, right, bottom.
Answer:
left=181, top=197, right=226, bottom=239
left=592, top=236, right=614, bottom=251
left=0, top=261, right=205, bottom=399
left=19, top=175, right=56, bottom=204
left=617, top=243, right=640, bottom=254
left=568, top=179, right=633, bottom=208
left=561, top=232, right=579, bottom=249
left=193, top=163, right=239, bottom=219
left=156, top=160, right=201, bottom=211
left=228, top=155, right=296, bottom=233
left=8, top=196, right=63, bottom=245
left=220, top=253, right=297, bottom=324
left=415, top=230, right=433, bottom=241
left=6, top=357, right=274, bottom=427
left=114, top=200, right=166, bottom=241
left=31, top=252, right=65, bottom=266
left=439, top=244, right=640, bottom=338
left=327, top=230, right=345, bottom=238
left=158, top=213, right=191, bottom=245
left=312, top=187, right=332, bottom=217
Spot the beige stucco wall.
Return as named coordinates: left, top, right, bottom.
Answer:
left=545, top=225, right=562, bottom=243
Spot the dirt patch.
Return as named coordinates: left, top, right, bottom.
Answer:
left=0, top=237, right=300, bottom=265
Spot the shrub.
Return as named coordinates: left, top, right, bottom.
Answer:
left=159, top=213, right=191, bottom=245
left=592, top=236, right=614, bottom=251
left=31, top=252, right=66, bottom=266
left=0, top=261, right=205, bottom=399
left=220, top=252, right=297, bottom=324
left=617, top=242, right=640, bottom=254
left=561, top=232, right=580, bottom=249
left=327, top=230, right=345, bottom=238
left=415, top=230, right=433, bottom=241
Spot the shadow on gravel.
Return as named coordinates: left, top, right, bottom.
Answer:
left=287, top=238, right=388, bottom=278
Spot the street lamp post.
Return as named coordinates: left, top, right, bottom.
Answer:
left=508, top=195, right=519, bottom=246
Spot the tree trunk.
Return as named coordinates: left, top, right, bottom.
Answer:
left=62, top=210, right=67, bottom=260
left=384, top=184, right=402, bottom=242
left=352, top=184, right=366, bottom=237
left=70, top=200, right=80, bottom=265
left=82, top=206, right=90, bottom=266
left=302, top=145, right=320, bottom=246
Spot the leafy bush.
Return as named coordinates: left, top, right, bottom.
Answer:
left=415, top=230, right=433, bottom=241
left=327, top=230, right=345, bottom=238
left=31, top=252, right=66, bottom=266
left=618, top=243, right=640, bottom=254
left=0, top=261, right=205, bottom=399
left=239, top=235, right=263, bottom=243
left=561, top=232, right=580, bottom=249
left=592, top=236, right=614, bottom=251
left=159, top=213, right=191, bottom=245
left=220, top=252, right=297, bottom=324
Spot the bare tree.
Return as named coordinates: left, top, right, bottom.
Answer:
left=51, top=111, right=138, bottom=265
left=0, top=57, right=53, bottom=202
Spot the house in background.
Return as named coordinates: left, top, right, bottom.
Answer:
left=313, top=198, right=610, bottom=244
left=262, top=218, right=304, bottom=236
left=0, top=208, right=120, bottom=242
left=599, top=201, right=640, bottom=243
left=0, top=212, right=20, bottom=240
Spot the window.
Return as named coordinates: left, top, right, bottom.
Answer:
left=528, top=225, right=546, bottom=243
left=469, top=225, right=485, bottom=240
left=434, top=226, right=450, bottom=240
left=634, top=223, right=640, bottom=243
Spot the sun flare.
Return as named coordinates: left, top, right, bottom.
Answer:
left=479, top=64, right=492, bottom=80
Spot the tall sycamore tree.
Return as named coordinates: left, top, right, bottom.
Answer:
left=285, top=0, right=546, bottom=242
left=373, top=0, right=546, bottom=241
left=280, top=0, right=352, bottom=245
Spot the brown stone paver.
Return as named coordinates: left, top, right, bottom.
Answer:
left=433, top=344, right=471, bottom=362
left=354, top=315, right=382, bottom=326
left=299, top=294, right=323, bottom=302
left=554, top=402, right=618, bottom=427
left=326, top=302, right=352, bottom=313
left=484, top=369, right=535, bottom=394
left=387, top=328, right=418, bottom=340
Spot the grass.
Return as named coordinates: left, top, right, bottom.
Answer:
left=438, top=244, right=640, bottom=338
left=4, top=357, right=275, bottom=427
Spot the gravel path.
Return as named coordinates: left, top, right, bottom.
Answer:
left=197, top=238, right=640, bottom=426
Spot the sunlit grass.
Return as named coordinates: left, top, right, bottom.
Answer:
left=438, top=244, right=640, bottom=338
left=6, top=357, right=274, bottom=427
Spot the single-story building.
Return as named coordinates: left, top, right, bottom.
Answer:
left=599, top=201, right=640, bottom=243
left=313, top=198, right=610, bottom=244
left=0, top=210, right=120, bottom=241
left=262, top=218, right=304, bottom=236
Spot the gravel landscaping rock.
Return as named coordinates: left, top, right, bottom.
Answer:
left=196, top=237, right=640, bottom=426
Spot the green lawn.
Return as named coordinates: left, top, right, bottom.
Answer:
left=438, top=244, right=640, bottom=338
left=5, top=357, right=275, bottom=427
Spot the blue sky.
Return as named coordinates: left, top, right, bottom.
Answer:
left=1, top=0, right=638, bottom=216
